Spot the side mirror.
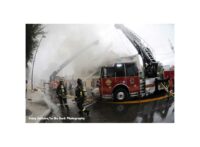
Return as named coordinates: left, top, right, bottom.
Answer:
left=96, top=80, right=100, bottom=87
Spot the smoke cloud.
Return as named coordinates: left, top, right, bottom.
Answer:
left=27, top=24, right=174, bottom=87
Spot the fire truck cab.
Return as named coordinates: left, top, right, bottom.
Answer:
left=100, top=62, right=140, bottom=101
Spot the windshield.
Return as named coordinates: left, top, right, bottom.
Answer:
left=101, top=67, right=115, bottom=78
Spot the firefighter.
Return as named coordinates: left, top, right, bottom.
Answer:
left=75, top=78, right=89, bottom=116
left=56, top=80, right=68, bottom=108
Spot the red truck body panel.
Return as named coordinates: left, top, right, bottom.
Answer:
left=100, top=76, right=140, bottom=97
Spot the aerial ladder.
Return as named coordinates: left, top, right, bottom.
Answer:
left=49, top=40, right=99, bottom=85
left=115, top=24, right=158, bottom=78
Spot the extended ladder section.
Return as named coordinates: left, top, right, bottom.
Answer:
left=140, top=78, right=146, bottom=97
left=115, top=24, right=158, bottom=78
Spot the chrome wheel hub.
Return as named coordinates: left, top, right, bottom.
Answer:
left=117, top=92, right=125, bottom=100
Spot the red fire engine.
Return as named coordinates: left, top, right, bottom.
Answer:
left=49, top=76, right=66, bottom=90
left=99, top=24, right=174, bottom=101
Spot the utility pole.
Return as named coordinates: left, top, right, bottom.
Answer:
left=31, top=35, right=45, bottom=90
left=168, top=39, right=174, bottom=53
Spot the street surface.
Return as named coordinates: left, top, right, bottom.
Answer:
left=44, top=90, right=174, bottom=123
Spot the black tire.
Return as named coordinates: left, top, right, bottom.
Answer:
left=113, top=88, right=129, bottom=101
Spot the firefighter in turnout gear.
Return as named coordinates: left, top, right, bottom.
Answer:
left=56, top=80, right=68, bottom=108
left=75, top=78, right=89, bottom=116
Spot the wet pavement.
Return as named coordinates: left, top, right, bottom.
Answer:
left=91, top=97, right=174, bottom=123
left=44, top=90, right=174, bottom=123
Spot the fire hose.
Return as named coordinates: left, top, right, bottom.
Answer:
left=160, top=83, right=174, bottom=96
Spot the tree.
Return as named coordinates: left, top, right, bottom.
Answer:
left=26, top=24, right=45, bottom=67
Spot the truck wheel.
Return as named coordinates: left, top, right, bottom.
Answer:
left=114, top=88, right=128, bottom=101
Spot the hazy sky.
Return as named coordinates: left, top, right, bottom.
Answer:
left=31, top=24, right=174, bottom=85
left=126, top=24, right=174, bottom=64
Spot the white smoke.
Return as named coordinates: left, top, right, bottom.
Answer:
left=32, top=24, right=135, bottom=86
left=30, top=24, right=174, bottom=87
